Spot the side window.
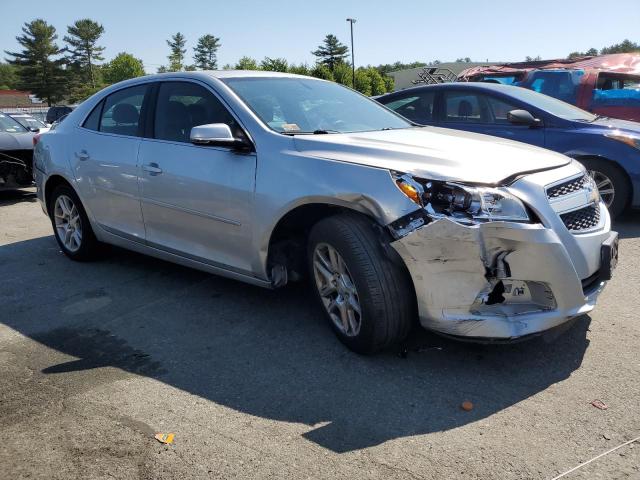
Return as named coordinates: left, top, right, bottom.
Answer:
left=99, top=85, right=148, bottom=136
left=385, top=92, right=435, bottom=124
left=485, top=96, right=520, bottom=124
left=82, top=100, right=103, bottom=131
left=154, top=81, right=237, bottom=143
left=443, top=92, right=484, bottom=123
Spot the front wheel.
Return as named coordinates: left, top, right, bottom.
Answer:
left=579, top=158, right=630, bottom=219
left=308, top=214, right=415, bottom=354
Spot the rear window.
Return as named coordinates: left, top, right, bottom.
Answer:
left=99, top=85, right=148, bottom=137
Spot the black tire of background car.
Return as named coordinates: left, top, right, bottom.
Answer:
left=49, top=184, right=101, bottom=261
left=307, top=213, right=415, bottom=354
left=580, top=158, right=630, bottom=219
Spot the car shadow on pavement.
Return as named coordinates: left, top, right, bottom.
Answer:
left=614, top=209, right=640, bottom=239
left=1, top=235, right=590, bottom=453
left=0, top=189, right=37, bottom=207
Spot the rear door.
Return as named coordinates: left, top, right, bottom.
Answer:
left=138, top=80, right=257, bottom=272
left=437, top=90, right=545, bottom=147
left=71, top=84, right=152, bottom=241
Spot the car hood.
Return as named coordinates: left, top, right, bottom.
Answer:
left=292, top=127, right=570, bottom=184
left=0, top=132, right=35, bottom=150
left=591, top=117, right=640, bottom=136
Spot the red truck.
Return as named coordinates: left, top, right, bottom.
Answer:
left=459, top=54, right=640, bottom=122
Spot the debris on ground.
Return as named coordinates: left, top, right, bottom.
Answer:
left=591, top=399, right=609, bottom=410
left=154, top=433, right=175, bottom=444
left=461, top=401, right=474, bottom=411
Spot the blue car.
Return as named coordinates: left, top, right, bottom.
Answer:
left=376, top=83, right=640, bottom=218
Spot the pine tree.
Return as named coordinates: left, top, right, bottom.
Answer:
left=311, top=34, right=349, bottom=71
left=4, top=19, right=66, bottom=106
left=193, top=34, right=221, bottom=70
left=167, top=32, right=187, bottom=71
left=64, top=19, right=105, bottom=88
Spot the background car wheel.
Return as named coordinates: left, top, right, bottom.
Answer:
left=579, top=158, right=630, bottom=219
left=49, top=184, right=100, bottom=261
left=308, top=213, right=415, bottom=354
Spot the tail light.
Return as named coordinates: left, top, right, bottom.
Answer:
left=33, top=133, right=41, bottom=146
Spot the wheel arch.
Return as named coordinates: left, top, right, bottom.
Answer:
left=44, top=174, right=77, bottom=216
left=263, top=200, right=390, bottom=286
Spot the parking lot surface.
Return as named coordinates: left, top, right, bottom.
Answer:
left=1, top=189, right=639, bottom=479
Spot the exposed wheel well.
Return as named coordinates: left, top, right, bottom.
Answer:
left=44, top=175, right=74, bottom=215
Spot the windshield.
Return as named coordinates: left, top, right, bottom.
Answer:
left=0, top=113, right=28, bottom=133
left=12, top=115, right=45, bottom=129
left=505, top=86, right=597, bottom=121
left=222, top=77, right=411, bottom=134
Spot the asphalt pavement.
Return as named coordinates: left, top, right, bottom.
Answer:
left=1, top=188, right=639, bottom=479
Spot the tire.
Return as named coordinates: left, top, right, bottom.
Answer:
left=579, top=158, right=630, bottom=219
left=49, top=184, right=101, bottom=261
left=307, top=213, right=416, bottom=354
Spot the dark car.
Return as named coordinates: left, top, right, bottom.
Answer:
left=46, top=105, right=74, bottom=124
left=0, top=112, right=36, bottom=189
left=376, top=83, right=640, bottom=217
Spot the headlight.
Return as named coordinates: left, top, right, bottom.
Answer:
left=605, top=133, right=640, bottom=150
left=394, top=173, right=530, bottom=224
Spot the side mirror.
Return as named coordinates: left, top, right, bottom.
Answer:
left=190, top=123, right=251, bottom=151
left=29, top=127, right=40, bottom=133
left=507, top=109, right=542, bottom=127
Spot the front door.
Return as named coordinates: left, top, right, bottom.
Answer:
left=70, top=84, right=151, bottom=241
left=438, top=90, right=545, bottom=147
left=138, top=80, right=256, bottom=273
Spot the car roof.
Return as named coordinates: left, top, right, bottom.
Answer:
left=381, top=82, right=528, bottom=97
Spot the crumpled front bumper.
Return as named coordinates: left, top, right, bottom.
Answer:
left=391, top=218, right=611, bottom=339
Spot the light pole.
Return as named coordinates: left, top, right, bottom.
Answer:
left=346, top=18, right=356, bottom=87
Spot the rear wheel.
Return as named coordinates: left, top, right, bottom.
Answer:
left=49, top=185, right=101, bottom=261
left=579, top=158, right=630, bottom=219
left=308, top=213, right=415, bottom=354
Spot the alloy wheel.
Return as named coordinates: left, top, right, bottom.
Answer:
left=313, top=243, right=362, bottom=337
left=54, top=194, right=83, bottom=252
left=589, top=169, right=615, bottom=208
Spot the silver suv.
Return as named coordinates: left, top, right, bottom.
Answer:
left=33, top=71, right=618, bottom=353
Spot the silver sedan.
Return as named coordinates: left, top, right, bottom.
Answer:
left=33, top=71, right=616, bottom=353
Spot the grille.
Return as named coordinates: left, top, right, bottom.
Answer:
left=546, top=174, right=587, bottom=199
left=560, top=204, right=600, bottom=231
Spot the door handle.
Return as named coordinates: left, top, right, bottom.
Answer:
left=76, top=150, right=90, bottom=161
left=142, top=162, right=163, bottom=175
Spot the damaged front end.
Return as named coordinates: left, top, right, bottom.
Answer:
left=387, top=171, right=611, bottom=340
left=0, top=150, right=34, bottom=190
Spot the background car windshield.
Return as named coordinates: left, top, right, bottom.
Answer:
left=0, top=113, right=28, bottom=133
left=223, top=77, right=411, bottom=133
left=505, top=86, right=597, bottom=121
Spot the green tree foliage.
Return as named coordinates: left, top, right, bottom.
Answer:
left=374, top=61, right=427, bottom=76
left=235, top=56, right=259, bottom=70
left=193, top=34, right=221, bottom=70
left=0, top=63, right=20, bottom=89
left=600, top=39, right=640, bottom=54
left=567, top=47, right=599, bottom=59
left=525, top=55, right=542, bottom=61
left=167, top=32, right=187, bottom=71
left=287, top=63, right=310, bottom=76
left=64, top=19, right=105, bottom=88
left=455, top=57, right=472, bottom=62
left=103, top=52, right=145, bottom=84
left=383, top=75, right=394, bottom=92
left=366, top=67, right=387, bottom=95
left=260, top=57, right=288, bottom=72
left=5, top=19, right=66, bottom=105
left=354, top=68, right=372, bottom=96
left=332, top=62, right=353, bottom=87
left=312, top=34, right=349, bottom=71
left=310, top=64, right=334, bottom=81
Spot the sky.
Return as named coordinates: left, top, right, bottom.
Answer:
left=2, top=0, right=639, bottom=73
